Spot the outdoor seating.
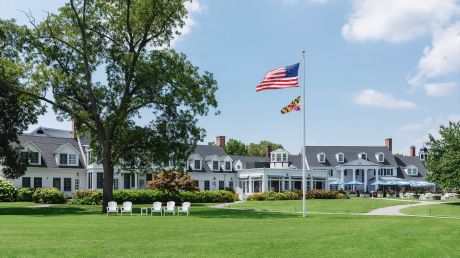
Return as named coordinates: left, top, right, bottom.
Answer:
left=164, top=201, right=176, bottom=216
left=151, top=202, right=163, bottom=216
left=106, top=201, right=119, bottom=216
left=178, top=202, right=191, bottom=216
left=120, top=201, right=133, bottom=216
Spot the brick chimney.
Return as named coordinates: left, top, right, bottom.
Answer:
left=216, top=136, right=226, bottom=149
left=266, top=145, right=272, bottom=159
left=409, top=146, right=416, bottom=156
left=385, top=138, right=392, bottom=152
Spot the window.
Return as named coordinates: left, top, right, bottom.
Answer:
left=29, top=152, right=39, bottom=164
left=204, top=180, right=210, bottom=190
left=358, top=152, right=367, bottom=160
left=229, top=181, right=233, bottom=188
left=146, top=174, right=152, bottom=182
left=225, top=161, right=231, bottom=171
left=113, top=178, right=119, bottom=190
left=53, top=178, right=61, bottom=190
left=329, top=170, right=333, bottom=177
left=376, top=153, right=384, bottom=162
left=34, top=177, right=42, bottom=188
left=271, top=153, right=275, bottom=162
left=60, top=153, right=68, bottom=165
left=193, top=180, right=199, bottom=187
left=139, top=179, right=145, bottom=189
left=124, top=174, right=130, bottom=189
left=96, top=173, right=103, bottom=189
left=22, top=177, right=31, bottom=188
left=88, top=173, right=93, bottom=189
left=20, top=152, right=29, bottom=164
left=282, top=153, right=287, bottom=162
left=212, top=160, right=219, bottom=171
left=344, top=170, right=348, bottom=176
left=194, top=160, right=201, bottom=170
left=318, top=153, right=326, bottom=163
left=68, top=154, right=77, bottom=165
left=407, top=167, right=418, bottom=176
left=64, top=178, right=72, bottom=191
left=74, top=179, right=80, bottom=191
left=168, top=160, right=174, bottom=167
left=219, top=181, right=225, bottom=190
left=131, top=174, right=135, bottom=187
left=276, top=154, right=281, bottom=162
left=337, top=153, right=344, bottom=163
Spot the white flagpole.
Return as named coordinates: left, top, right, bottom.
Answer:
left=302, top=50, right=307, bottom=218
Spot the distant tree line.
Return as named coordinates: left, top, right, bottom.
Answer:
left=209, top=139, right=283, bottom=156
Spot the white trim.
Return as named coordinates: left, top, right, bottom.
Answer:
left=336, top=152, right=344, bottom=163
left=317, top=152, right=326, bottom=163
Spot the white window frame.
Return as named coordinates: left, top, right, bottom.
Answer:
left=28, top=152, right=40, bottom=165
left=358, top=152, right=367, bottom=160
left=58, top=153, right=78, bottom=166
left=212, top=160, right=219, bottom=171
left=336, top=153, right=344, bottom=163
left=194, top=159, right=202, bottom=170
left=376, top=153, right=384, bottom=163
left=406, top=166, right=418, bottom=176
left=317, top=153, right=326, bottom=163
left=225, top=161, right=231, bottom=171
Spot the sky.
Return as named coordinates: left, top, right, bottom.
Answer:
left=1, top=0, right=459, bottom=155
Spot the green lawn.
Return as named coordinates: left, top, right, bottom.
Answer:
left=401, top=201, right=460, bottom=218
left=1, top=202, right=459, bottom=257
left=230, top=198, right=409, bottom=213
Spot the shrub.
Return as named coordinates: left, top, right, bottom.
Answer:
left=16, top=188, right=35, bottom=202
left=0, top=179, right=16, bottom=202
left=32, top=188, right=67, bottom=204
left=247, top=190, right=345, bottom=201
left=71, top=189, right=238, bottom=205
left=71, top=190, right=103, bottom=205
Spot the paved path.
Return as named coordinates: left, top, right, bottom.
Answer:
left=367, top=200, right=446, bottom=216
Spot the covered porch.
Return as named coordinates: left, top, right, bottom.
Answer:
left=333, top=159, right=379, bottom=192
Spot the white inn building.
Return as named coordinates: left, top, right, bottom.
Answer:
left=1, top=127, right=431, bottom=199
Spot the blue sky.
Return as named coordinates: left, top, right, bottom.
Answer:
left=1, top=0, right=459, bottom=154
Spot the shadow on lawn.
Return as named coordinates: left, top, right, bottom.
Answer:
left=191, top=207, right=299, bottom=219
left=0, top=205, right=98, bottom=216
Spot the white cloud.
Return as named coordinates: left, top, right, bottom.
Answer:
left=342, top=0, right=459, bottom=42
left=424, top=81, right=459, bottom=96
left=353, top=89, right=416, bottom=109
left=276, top=0, right=330, bottom=4
left=400, top=117, right=433, bottom=132
left=448, top=114, right=460, bottom=122
left=409, top=22, right=460, bottom=88
left=169, top=0, right=205, bottom=47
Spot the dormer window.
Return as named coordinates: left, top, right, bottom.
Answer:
left=282, top=153, right=287, bottom=162
left=419, top=154, right=427, bottom=161
left=406, top=166, right=418, bottom=176
left=194, top=160, right=202, bottom=170
left=212, top=160, right=219, bottom=171
left=36, top=129, right=44, bottom=135
left=59, top=153, right=77, bottom=166
left=225, top=161, right=231, bottom=171
left=336, top=153, right=344, bottom=163
left=358, top=152, right=367, bottom=160
left=376, top=152, right=384, bottom=162
left=276, top=153, right=281, bottom=162
left=21, top=151, right=40, bottom=165
left=317, top=153, right=326, bottom=163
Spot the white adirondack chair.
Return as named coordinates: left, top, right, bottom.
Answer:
left=151, top=202, right=163, bottom=216
left=106, top=201, right=118, bottom=216
left=178, top=202, right=191, bottom=216
left=121, top=201, right=133, bottom=216
left=164, top=201, right=175, bottom=216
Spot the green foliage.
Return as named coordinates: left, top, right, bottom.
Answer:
left=247, top=190, right=345, bottom=201
left=32, top=188, right=67, bottom=204
left=247, top=140, right=284, bottom=157
left=0, top=178, right=16, bottom=201
left=16, top=188, right=35, bottom=202
left=71, top=189, right=238, bottom=204
left=427, top=121, right=460, bottom=189
left=225, top=139, right=248, bottom=155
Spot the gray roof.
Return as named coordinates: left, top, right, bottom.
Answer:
left=230, top=155, right=269, bottom=169
left=395, top=156, right=427, bottom=180
left=187, top=145, right=234, bottom=173
left=304, top=146, right=398, bottom=168
left=18, top=135, right=85, bottom=169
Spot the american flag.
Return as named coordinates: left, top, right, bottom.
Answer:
left=256, top=63, right=299, bottom=92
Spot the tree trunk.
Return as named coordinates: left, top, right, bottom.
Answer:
left=101, top=142, right=114, bottom=213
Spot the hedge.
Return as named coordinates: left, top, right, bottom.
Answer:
left=247, top=190, right=345, bottom=201
left=71, top=189, right=238, bottom=205
left=16, top=188, right=35, bottom=202
left=0, top=179, right=16, bottom=202
left=32, top=188, right=67, bottom=204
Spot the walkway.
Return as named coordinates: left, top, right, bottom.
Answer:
left=367, top=200, right=447, bottom=216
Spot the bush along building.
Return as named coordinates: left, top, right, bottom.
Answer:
left=1, top=126, right=432, bottom=199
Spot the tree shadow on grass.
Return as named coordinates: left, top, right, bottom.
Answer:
left=191, top=207, right=301, bottom=219
left=0, top=205, right=98, bottom=216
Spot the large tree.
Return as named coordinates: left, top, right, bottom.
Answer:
left=225, top=139, right=247, bottom=155
left=0, top=20, right=43, bottom=179
left=2, top=0, right=217, bottom=212
left=247, top=140, right=283, bottom=157
left=426, top=121, right=460, bottom=189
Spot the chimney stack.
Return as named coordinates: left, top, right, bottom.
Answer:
left=385, top=138, right=393, bottom=152
left=409, top=146, right=416, bottom=156
left=266, top=145, right=272, bottom=159
left=216, top=136, right=226, bottom=149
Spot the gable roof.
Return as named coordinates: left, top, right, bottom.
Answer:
left=18, top=135, right=85, bottom=169
left=304, top=146, right=397, bottom=168
left=230, top=155, right=269, bottom=169
left=187, top=145, right=229, bottom=172
left=394, top=156, right=427, bottom=180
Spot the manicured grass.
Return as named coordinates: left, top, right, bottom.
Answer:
left=1, top=202, right=460, bottom=257
left=401, top=201, right=460, bottom=217
left=230, top=198, right=408, bottom=213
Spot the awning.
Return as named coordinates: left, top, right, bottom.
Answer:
left=345, top=180, right=363, bottom=185
left=409, top=181, right=435, bottom=187
left=329, top=180, right=345, bottom=185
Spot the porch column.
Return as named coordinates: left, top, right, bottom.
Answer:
left=364, top=168, right=368, bottom=192
left=262, top=175, right=266, bottom=192
left=288, top=177, right=292, bottom=191
left=340, top=170, right=344, bottom=190
left=310, top=174, right=314, bottom=190
left=249, top=177, right=253, bottom=194
left=375, top=168, right=379, bottom=191
left=352, top=169, right=356, bottom=191
left=134, top=173, right=138, bottom=189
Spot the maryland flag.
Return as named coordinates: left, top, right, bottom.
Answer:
left=281, top=96, right=301, bottom=114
